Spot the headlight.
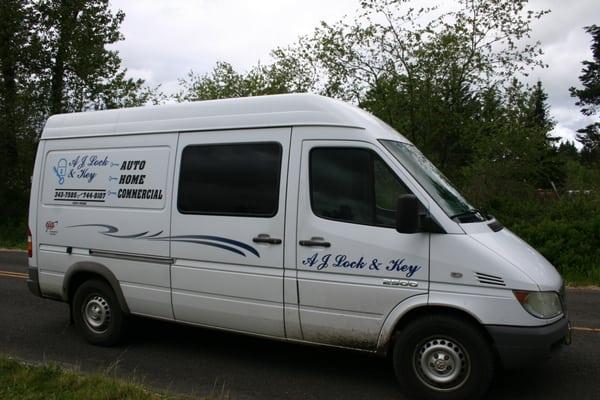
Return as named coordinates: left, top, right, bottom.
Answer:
left=513, top=290, right=563, bottom=319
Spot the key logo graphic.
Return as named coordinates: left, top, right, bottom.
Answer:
left=52, top=158, right=68, bottom=185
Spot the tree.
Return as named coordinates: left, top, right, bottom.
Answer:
left=557, top=141, right=579, bottom=160
left=175, top=61, right=311, bottom=102
left=570, top=25, right=600, bottom=163
left=526, top=81, right=555, bottom=134
left=274, top=0, right=548, bottom=99
left=35, top=0, right=154, bottom=114
left=0, top=1, right=26, bottom=170
left=272, top=0, right=550, bottom=180
left=463, top=79, right=562, bottom=204
left=523, top=81, right=565, bottom=188
left=0, top=0, right=155, bottom=228
left=0, top=1, right=45, bottom=220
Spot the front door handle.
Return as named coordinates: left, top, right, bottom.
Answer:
left=253, top=234, right=282, bottom=245
left=299, top=237, right=331, bottom=248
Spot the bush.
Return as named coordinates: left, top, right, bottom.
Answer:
left=0, top=219, right=27, bottom=249
left=488, top=194, right=600, bottom=285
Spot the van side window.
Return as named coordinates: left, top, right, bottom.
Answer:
left=310, top=147, right=410, bottom=228
left=178, top=142, right=282, bottom=217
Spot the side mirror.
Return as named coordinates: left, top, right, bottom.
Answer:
left=396, top=194, right=420, bottom=234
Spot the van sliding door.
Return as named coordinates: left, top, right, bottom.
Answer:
left=170, top=128, right=290, bottom=337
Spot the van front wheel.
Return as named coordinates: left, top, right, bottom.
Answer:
left=72, top=279, right=126, bottom=346
left=393, top=315, right=494, bottom=400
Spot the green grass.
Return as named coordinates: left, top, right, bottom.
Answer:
left=0, top=357, right=225, bottom=400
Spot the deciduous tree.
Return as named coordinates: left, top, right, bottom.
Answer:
left=272, top=0, right=552, bottom=182
left=175, top=61, right=311, bottom=102
left=0, top=0, right=155, bottom=226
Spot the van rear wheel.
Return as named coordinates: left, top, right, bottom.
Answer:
left=72, top=279, right=126, bottom=346
left=392, top=315, right=494, bottom=400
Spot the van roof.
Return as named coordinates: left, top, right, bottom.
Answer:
left=41, top=93, right=408, bottom=142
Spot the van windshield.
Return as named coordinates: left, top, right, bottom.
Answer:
left=380, top=140, right=485, bottom=222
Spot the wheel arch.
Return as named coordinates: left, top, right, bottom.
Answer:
left=377, top=296, right=495, bottom=357
left=63, top=261, right=130, bottom=314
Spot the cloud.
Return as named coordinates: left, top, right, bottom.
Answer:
left=550, top=106, right=596, bottom=147
left=110, top=0, right=358, bottom=84
left=527, top=0, right=599, bottom=142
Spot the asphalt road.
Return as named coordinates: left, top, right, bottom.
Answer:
left=1, top=250, right=599, bottom=399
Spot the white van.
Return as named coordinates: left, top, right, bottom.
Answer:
left=27, top=94, right=570, bottom=399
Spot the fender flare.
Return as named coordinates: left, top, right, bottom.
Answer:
left=63, top=261, right=130, bottom=314
left=376, top=293, right=428, bottom=354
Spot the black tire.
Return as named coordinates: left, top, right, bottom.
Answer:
left=392, top=315, right=495, bottom=400
left=72, top=279, right=126, bottom=346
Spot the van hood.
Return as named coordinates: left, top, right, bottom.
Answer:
left=467, top=227, right=563, bottom=292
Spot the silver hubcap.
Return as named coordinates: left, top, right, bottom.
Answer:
left=414, top=337, right=470, bottom=391
left=83, top=295, right=111, bottom=333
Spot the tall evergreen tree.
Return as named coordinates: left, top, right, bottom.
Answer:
left=557, top=140, right=579, bottom=161
left=570, top=25, right=600, bottom=163
left=527, top=81, right=555, bottom=136
left=524, top=81, right=564, bottom=188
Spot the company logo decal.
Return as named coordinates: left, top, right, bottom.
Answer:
left=302, top=252, right=421, bottom=278
left=52, top=158, right=67, bottom=185
left=67, top=224, right=260, bottom=258
left=46, top=149, right=168, bottom=208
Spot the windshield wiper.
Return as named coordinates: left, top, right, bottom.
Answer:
left=450, top=209, right=487, bottom=221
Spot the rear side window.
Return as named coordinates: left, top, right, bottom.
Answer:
left=178, top=142, right=282, bottom=217
left=310, top=147, right=410, bottom=227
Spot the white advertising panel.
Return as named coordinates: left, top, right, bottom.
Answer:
left=42, top=147, right=170, bottom=209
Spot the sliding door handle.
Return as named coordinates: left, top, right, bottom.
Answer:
left=253, top=234, right=282, bottom=245
left=299, top=237, right=331, bottom=248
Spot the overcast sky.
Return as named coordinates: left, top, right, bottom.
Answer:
left=109, top=0, right=599, bottom=144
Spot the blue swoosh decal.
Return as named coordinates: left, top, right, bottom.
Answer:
left=68, top=224, right=119, bottom=233
left=165, top=235, right=260, bottom=258
left=154, top=239, right=246, bottom=257
left=106, top=231, right=150, bottom=238
left=67, top=224, right=260, bottom=257
left=145, top=230, right=164, bottom=238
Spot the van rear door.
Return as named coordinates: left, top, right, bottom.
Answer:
left=170, top=128, right=290, bottom=337
left=36, top=134, right=176, bottom=319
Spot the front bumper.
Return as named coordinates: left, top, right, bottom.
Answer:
left=486, top=317, right=571, bottom=369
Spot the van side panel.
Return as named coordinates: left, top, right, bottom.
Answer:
left=36, top=133, right=177, bottom=319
